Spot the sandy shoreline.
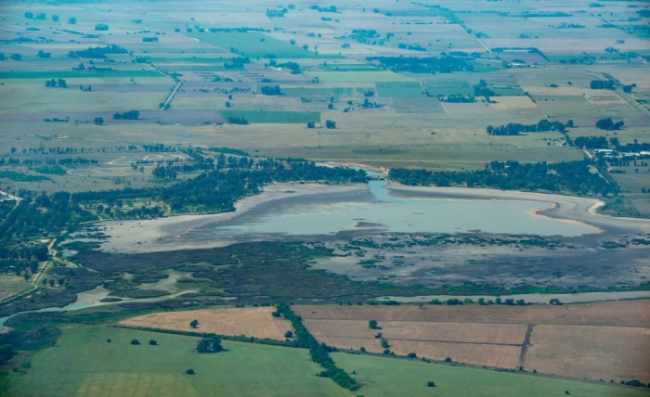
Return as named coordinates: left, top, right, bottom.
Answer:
left=94, top=180, right=650, bottom=254
left=98, top=182, right=367, bottom=253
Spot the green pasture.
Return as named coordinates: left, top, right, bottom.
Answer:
left=334, top=353, right=648, bottom=397
left=219, top=110, right=320, bottom=123
left=189, top=32, right=325, bottom=59
left=0, top=70, right=162, bottom=79
left=376, top=82, right=424, bottom=98
left=0, top=325, right=347, bottom=397
left=308, top=71, right=415, bottom=84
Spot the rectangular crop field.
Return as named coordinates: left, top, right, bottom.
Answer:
left=120, top=307, right=293, bottom=340
left=219, top=110, right=320, bottom=123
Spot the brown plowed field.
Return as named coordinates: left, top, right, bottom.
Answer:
left=295, top=301, right=650, bottom=381
left=120, top=307, right=292, bottom=340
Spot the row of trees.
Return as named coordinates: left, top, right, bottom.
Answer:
left=389, top=160, right=619, bottom=196
left=487, top=119, right=570, bottom=136
left=367, top=55, right=472, bottom=74
left=276, top=303, right=359, bottom=391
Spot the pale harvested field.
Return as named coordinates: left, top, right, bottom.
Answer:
left=490, top=96, right=537, bottom=110
left=295, top=300, right=650, bottom=328
left=120, top=307, right=292, bottom=340
left=388, top=340, right=522, bottom=369
left=524, top=325, right=650, bottom=382
left=296, top=301, right=650, bottom=381
left=304, top=319, right=526, bottom=345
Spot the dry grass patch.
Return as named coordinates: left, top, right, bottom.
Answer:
left=121, top=307, right=292, bottom=340
left=490, top=96, right=538, bottom=110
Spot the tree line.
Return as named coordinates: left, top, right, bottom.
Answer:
left=389, top=160, right=619, bottom=196
left=367, top=55, right=472, bottom=74
left=487, top=119, right=570, bottom=136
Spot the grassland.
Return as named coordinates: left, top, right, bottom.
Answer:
left=334, top=353, right=647, bottom=397
left=0, top=325, right=347, bottom=397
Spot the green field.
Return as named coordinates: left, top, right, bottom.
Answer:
left=0, top=325, right=347, bottom=397
left=1, top=324, right=645, bottom=397
left=0, top=70, right=162, bottom=79
left=376, top=82, right=424, bottom=98
left=334, top=353, right=648, bottom=397
left=190, top=32, right=320, bottom=59
left=219, top=110, right=320, bottom=124
left=308, top=71, right=416, bottom=84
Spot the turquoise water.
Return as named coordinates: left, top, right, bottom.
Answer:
left=218, top=181, right=596, bottom=237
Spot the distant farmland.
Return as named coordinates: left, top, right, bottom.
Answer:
left=295, top=301, right=650, bottom=383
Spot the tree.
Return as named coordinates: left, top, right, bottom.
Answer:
left=149, top=339, right=158, bottom=346
left=68, top=17, right=77, bottom=24
left=596, top=117, right=624, bottom=131
left=186, top=369, right=195, bottom=375
left=95, top=23, right=109, bottom=31
left=407, top=352, right=417, bottom=358
left=94, top=117, right=104, bottom=126
left=307, top=121, right=316, bottom=128
left=284, top=331, right=293, bottom=338
left=427, top=381, right=436, bottom=387
left=380, top=339, right=390, bottom=349
left=325, top=120, right=336, bottom=129
left=52, top=15, right=59, bottom=22
left=190, top=319, right=199, bottom=328
left=10, top=54, right=21, bottom=61
left=444, top=357, right=452, bottom=363
left=196, top=336, right=223, bottom=353
left=0, top=345, right=16, bottom=365
left=107, top=339, right=112, bottom=343
left=24, top=12, right=34, bottom=19
left=130, top=339, right=140, bottom=345
left=368, top=320, right=380, bottom=329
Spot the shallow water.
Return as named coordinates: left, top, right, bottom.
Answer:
left=213, top=180, right=596, bottom=238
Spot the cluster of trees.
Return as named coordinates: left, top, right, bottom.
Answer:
left=590, top=80, right=616, bottom=90
left=596, top=117, right=624, bottom=131
left=438, top=94, right=476, bottom=103
left=397, top=43, right=426, bottom=51
left=37, top=50, right=51, bottom=59
left=227, top=116, right=248, bottom=125
left=309, top=5, right=337, bottom=12
left=68, top=45, right=127, bottom=59
left=260, top=85, right=282, bottom=96
left=113, top=110, right=140, bottom=120
left=24, top=12, right=47, bottom=20
left=94, top=23, right=109, bottom=31
left=142, top=37, right=159, bottom=43
left=367, top=55, right=472, bottom=74
left=389, top=160, right=619, bottom=196
left=1, top=157, right=99, bottom=167
left=486, top=119, right=569, bottom=136
left=224, top=57, right=250, bottom=69
left=276, top=303, right=359, bottom=391
left=196, top=336, right=223, bottom=353
left=45, top=79, right=67, bottom=88
left=473, top=79, right=495, bottom=98
left=265, top=8, right=288, bottom=18
left=574, top=136, right=608, bottom=149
